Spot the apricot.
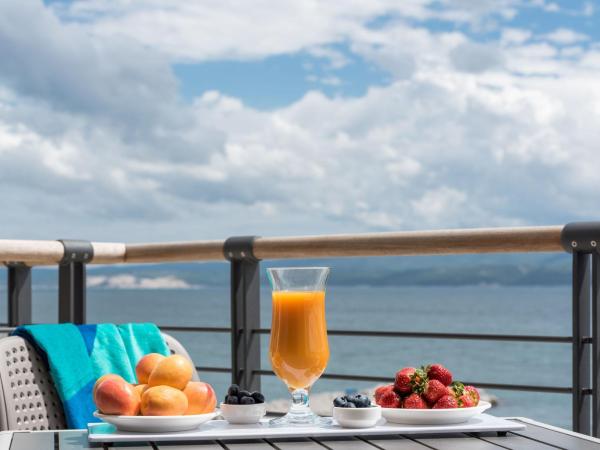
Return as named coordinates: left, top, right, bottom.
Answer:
left=95, top=378, right=140, bottom=416
left=93, top=374, right=124, bottom=399
left=147, top=355, right=193, bottom=390
left=134, top=384, right=148, bottom=397
left=183, top=381, right=216, bottom=415
left=136, top=353, right=166, bottom=384
left=141, top=386, right=188, bottom=416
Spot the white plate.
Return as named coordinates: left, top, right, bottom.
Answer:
left=381, top=401, right=491, bottom=425
left=93, top=410, right=218, bottom=432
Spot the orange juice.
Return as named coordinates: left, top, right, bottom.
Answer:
left=269, top=291, right=329, bottom=390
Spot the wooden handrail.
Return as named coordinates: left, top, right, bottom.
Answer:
left=253, top=225, right=564, bottom=259
left=0, top=240, right=125, bottom=266
left=125, top=240, right=224, bottom=263
left=0, top=225, right=565, bottom=266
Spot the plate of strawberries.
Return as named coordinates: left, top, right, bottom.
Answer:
left=374, top=364, right=490, bottom=425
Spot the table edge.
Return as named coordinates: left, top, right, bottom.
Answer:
left=5, top=418, right=600, bottom=445
left=505, top=417, right=600, bottom=444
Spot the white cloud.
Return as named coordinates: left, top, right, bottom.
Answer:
left=88, top=274, right=193, bottom=289
left=307, top=75, right=343, bottom=86
left=450, top=42, right=505, bottom=73
left=51, top=0, right=537, bottom=63
left=501, top=28, right=532, bottom=45
left=0, top=0, right=599, bottom=242
left=411, top=187, right=468, bottom=225
left=307, top=46, right=351, bottom=69
left=543, top=28, right=589, bottom=45
left=582, top=2, right=594, bottom=16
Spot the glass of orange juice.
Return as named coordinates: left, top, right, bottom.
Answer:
left=267, top=267, right=330, bottom=426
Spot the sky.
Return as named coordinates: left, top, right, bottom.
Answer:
left=0, top=0, right=599, bottom=242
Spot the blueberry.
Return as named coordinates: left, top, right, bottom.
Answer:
left=346, top=402, right=356, bottom=408
left=353, top=394, right=371, bottom=408
left=240, top=396, right=255, bottom=405
left=348, top=394, right=371, bottom=408
left=251, top=391, right=265, bottom=403
left=333, top=396, right=348, bottom=407
left=238, top=389, right=251, bottom=399
left=227, top=384, right=240, bottom=397
left=344, top=394, right=358, bottom=405
left=226, top=395, right=239, bottom=405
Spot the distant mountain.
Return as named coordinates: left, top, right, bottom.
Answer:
left=27, top=253, right=572, bottom=288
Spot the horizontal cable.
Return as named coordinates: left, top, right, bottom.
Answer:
left=195, top=366, right=232, bottom=373
left=253, top=370, right=571, bottom=394
left=5, top=324, right=572, bottom=344
left=254, top=328, right=572, bottom=343
left=160, top=326, right=231, bottom=333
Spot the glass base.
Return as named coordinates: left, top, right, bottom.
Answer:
left=269, top=388, right=332, bottom=427
left=269, top=411, right=332, bottom=427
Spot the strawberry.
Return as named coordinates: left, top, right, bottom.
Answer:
left=377, top=388, right=402, bottom=408
left=403, top=393, right=428, bottom=409
left=425, top=364, right=453, bottom=386
left=395, top=367, right=427, bottom=394
left=422, top=379, right=447, bottom=405
left=464, top=386, right=480, bottom=405
left=458, top=394, right=474, bottom=408
left=433, top=394, right=458, bottom=409
left=448, top=381, right=464, bottom=397
left=394, top=367, right=416, bottom=393
left=374, top=384, right=395, bottom=403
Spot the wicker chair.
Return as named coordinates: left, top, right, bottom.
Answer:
left=0, top=332, right=198, bottom=431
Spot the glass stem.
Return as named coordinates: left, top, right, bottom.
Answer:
left=290, top=388, right=310, bottom=413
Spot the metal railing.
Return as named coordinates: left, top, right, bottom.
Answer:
left=1, top=223, right=599, bottom=435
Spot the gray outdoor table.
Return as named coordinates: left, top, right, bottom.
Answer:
left=2, top=418, right=600, bottom=450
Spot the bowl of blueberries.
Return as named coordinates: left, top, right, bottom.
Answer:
left=332, top=393, right=381, bottom=428
left=220, top=384, right=267, bottom=424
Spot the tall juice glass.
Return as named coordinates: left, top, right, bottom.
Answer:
left=268, top=267, right=330, bottom=426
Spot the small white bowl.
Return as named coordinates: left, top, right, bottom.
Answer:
left=333, top=405, right=382, bottom=428
left=220, top=402, right=267, bottom=424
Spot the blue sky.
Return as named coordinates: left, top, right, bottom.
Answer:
left=0, top=0, right=599, bottom=241
left=174, top=45, right=390, bottom=110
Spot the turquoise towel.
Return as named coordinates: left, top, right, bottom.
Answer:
left=12, top=323, right=169, bottom=429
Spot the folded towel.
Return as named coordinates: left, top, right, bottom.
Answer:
left=12, top=323, right=169, bottom=429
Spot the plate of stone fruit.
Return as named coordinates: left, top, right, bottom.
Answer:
left=93, top=353, right=218, bottom=432
left=375, top=364, right=490, bottom=425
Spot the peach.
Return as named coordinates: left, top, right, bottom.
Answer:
left=94, top=378, right=140, bottom=416
left=136, top=353, right=166, bottom=384
left=183, top=381, right=216, bottom=415
left=147, top=355, right=193, bottom=390
left=134, top=384, right=148, bottom=397
left=93, top=374, right=124, bottom=399
left=141, top=386, right=188, bottom=416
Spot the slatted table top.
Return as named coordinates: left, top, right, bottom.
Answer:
left=2, top=418, right=600, bottom=450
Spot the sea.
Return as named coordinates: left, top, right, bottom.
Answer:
left=0, top=284, right=573, bottom=429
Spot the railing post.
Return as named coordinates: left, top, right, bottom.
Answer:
left=57, top=240, right=93, bottom=324
left=572, top=251, right=592, bottom=434
left=593, top=251, right=600, bottom=437
left=6, top=263, right=32, bottom=326
left=562, top=222, right=600, bottom=435
left=224, top=236, right=261, bottom=392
